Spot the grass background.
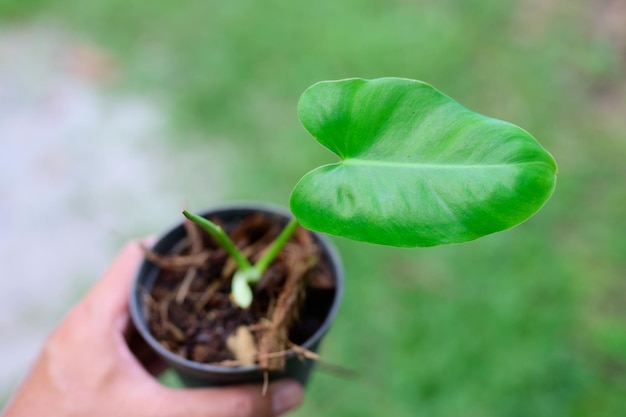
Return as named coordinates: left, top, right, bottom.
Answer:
left=2, top=0, right=626, bottom=415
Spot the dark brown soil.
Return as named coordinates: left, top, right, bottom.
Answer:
left=141, top=212, right=336, bottom=371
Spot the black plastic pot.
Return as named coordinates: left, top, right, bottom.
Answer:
left=129, top=204, right=343, bottom=387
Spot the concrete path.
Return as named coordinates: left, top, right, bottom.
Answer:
left=0, top=24, right=230, bottom=401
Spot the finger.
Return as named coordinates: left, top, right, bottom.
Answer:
left=157, top=379, right=303, bottom=417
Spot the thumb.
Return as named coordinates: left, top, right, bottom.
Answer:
left=85, top=237, right=155, bottom=319
left=155, top=379, right=303, bottom=417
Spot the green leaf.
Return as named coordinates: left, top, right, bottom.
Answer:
left=290, top=77, right=557, bottom=247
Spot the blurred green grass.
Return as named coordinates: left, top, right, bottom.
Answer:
left=2, top=0, right=626, bottom=415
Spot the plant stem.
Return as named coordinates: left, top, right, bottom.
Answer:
left=182, top=210, right=252, bottom=270
left=182, top=211, right=301, bottom=309
left=254, top=217, right=300, bottom=277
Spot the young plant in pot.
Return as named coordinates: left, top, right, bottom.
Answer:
left=130, top=77, right=557, bottom=388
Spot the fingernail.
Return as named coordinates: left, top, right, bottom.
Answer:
left=272, top=380, right=303, bottom=416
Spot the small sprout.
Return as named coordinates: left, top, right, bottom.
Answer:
left=183, top=210, right=299, bottom=308
left=231, top=269, right=258, bottom=308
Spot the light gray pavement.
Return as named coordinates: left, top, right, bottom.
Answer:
left=0, top=24, right=231, bottom=400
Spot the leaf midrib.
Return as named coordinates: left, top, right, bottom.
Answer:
left=340, top=158, right=551, bottom=170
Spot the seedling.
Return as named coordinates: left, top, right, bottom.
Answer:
left=184, top=77, right=557, bottom=308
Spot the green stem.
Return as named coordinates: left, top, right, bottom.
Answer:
left=253, top=217, right=299, bottom=277
left=182, top=210, right=252, bottom=270
left=182, top=211, right=301, bottom=309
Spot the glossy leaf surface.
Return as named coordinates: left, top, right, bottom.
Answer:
left=290, top=78, right=557, bottom=247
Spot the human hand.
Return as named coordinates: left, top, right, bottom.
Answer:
left=1, top=240, right=303, bottom=417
